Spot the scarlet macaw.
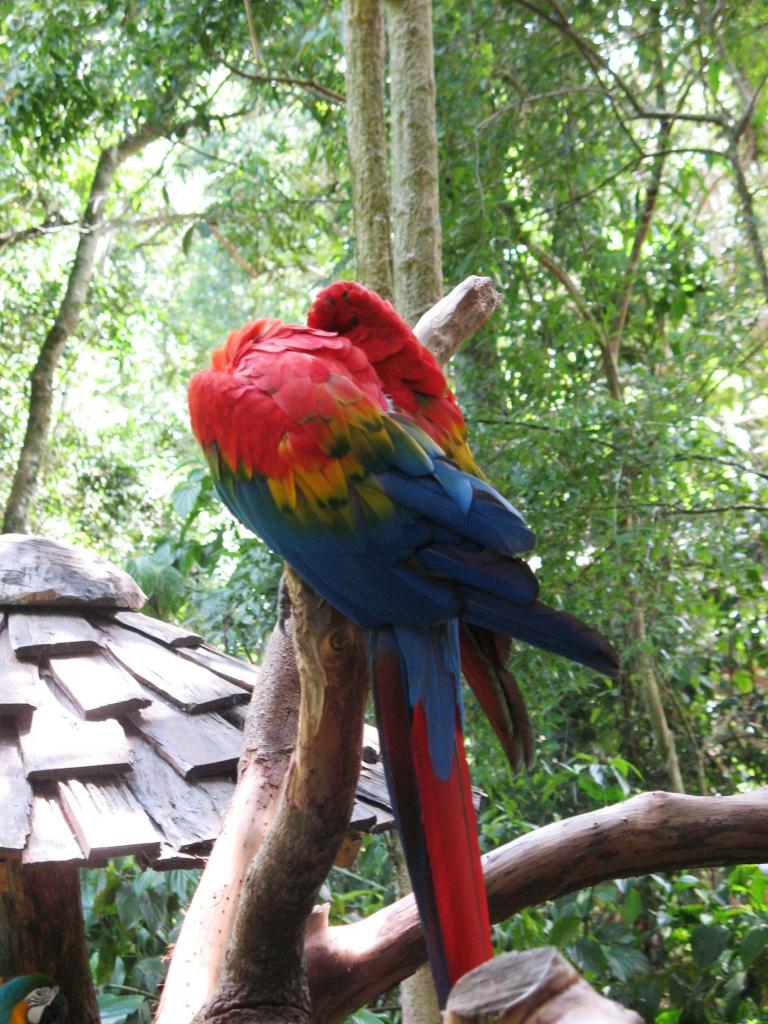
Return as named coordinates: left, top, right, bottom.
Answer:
left=0, top=974, right=67, bottom=1023
left=188, top=281, right=618, bottom=1004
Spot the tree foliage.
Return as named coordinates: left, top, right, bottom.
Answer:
left=2, top=1, right=767, bottom=1021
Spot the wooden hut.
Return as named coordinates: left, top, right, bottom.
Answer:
left=0, top=534, right=394, bottom=1021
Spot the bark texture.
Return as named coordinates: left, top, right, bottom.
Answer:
left=306, top=787, right=768, bottom=1022
left=386, top=0, right=443, bottom=322
left=0, top=862, right=99, bottom=1023
left=383, top=5, right=444, bottom=1015
left=342, top=0, right=394, bottom=299
left=2, top=128, right=158, bottom=534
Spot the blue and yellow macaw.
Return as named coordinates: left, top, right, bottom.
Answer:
left=189, top=281, right=618, bottom=1004
left=0, top=975, right=67, bottom=1024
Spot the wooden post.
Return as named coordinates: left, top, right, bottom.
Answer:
left=444, top=947, right=642, bottom=1024
left=0, top=861, right=99, bottom=1023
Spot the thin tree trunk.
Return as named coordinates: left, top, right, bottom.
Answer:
left=386, top=0, right=442, bottom=322
left=523, top=117, right=685, bottom=793
left=602, top=122, right=685, bottom=794
left=630, top=590, right=684, bottom=793
left=2, top=127, right=157, bottom=534
left=728, top=135, right=768, bottom=302
left=385, top=2, right=443, bottom=1016
left=394, top=843, right=441, bottom=1024
left=342, top=0, right=394, bottom=299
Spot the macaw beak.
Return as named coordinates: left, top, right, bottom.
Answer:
left=36, top=989, right=68, bottom=1024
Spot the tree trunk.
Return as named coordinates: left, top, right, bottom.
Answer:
left=0, top=862, right=99, bottom=1023
left=728, top=135, right=768, bottom=302
left=386, top=0, right=442, bottom=322
left=342, top=0, right=394, bottom=299
left=2, top=128, right=157, bottom=534
left=385, top=3, right=444, bottom=1016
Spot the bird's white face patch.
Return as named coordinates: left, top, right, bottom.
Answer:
left=25, top=985, right=58, bottom=1023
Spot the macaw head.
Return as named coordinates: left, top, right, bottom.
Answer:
left=0, top=974, right=68, bottom=1024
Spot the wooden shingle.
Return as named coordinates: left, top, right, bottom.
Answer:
left=58, top=779, right=162, bottom=861
left=111, top=610, right=203, bottom=649
left=18, top=682, right=132, bottom=781
left=8, top=610, right=103, bottom=660
left=0, top=619, right=39, bottom=717
left=49, top=651, right=151, bottom=720
left=126, top=733, right=227, bottom=852
left=23, top=788, right=85, bottom=866
left=177, top=643, right=261, bottom=692
left=129, top=698, right=242, bottom=780
left=0, top=720, right=33, bottom=852
left=101, top=623, right=248, bottom=714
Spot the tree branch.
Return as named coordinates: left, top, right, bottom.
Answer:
left=518, top=235, right=605, bottom=339
left=193, top=571, right=368, bottom=1024
left=205, top=221, right=262, bottom=279
left=155, top=624, right=302, bottom=1024
left=306, top=788, right=768, bottom=1023
left=413, top=275, right=501, bottom=364
left=223, top=60, right=345, bottom=105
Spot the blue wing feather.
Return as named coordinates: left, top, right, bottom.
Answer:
left=211, top=409, right=617, bottom=678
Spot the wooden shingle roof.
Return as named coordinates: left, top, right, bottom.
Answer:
left=0, top=535, right=398, bottom=869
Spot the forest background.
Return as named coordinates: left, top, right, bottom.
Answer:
left=1, top=1, right=767, bottom=1022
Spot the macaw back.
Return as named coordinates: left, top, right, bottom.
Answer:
left=188, top=284, right=618, bottom=1004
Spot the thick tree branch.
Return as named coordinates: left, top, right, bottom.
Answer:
left=413, top=275, right=501, bottom=364
left=306, top=788, right=768, bottom=1022
left=191, top=571, right=368, bottom=1024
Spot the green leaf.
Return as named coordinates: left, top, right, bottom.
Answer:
left=621, top=886, right=643, bottom=924
left=691, top=924, right=730, bottom=969
left=98, top=992, right=145, bottom=1024
left=182, top=224, right=195, bottom=256
left=741, top=925, right=768, bottom=968
left=172, top=471, right=205, bottom=520
left=733, top=670, right=754, bottom=694
left=349, top=1011, right=390, bottom=1024
left=603, top=945, right=650, bottom=981
left=549, top=913, right=581, bottom=947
